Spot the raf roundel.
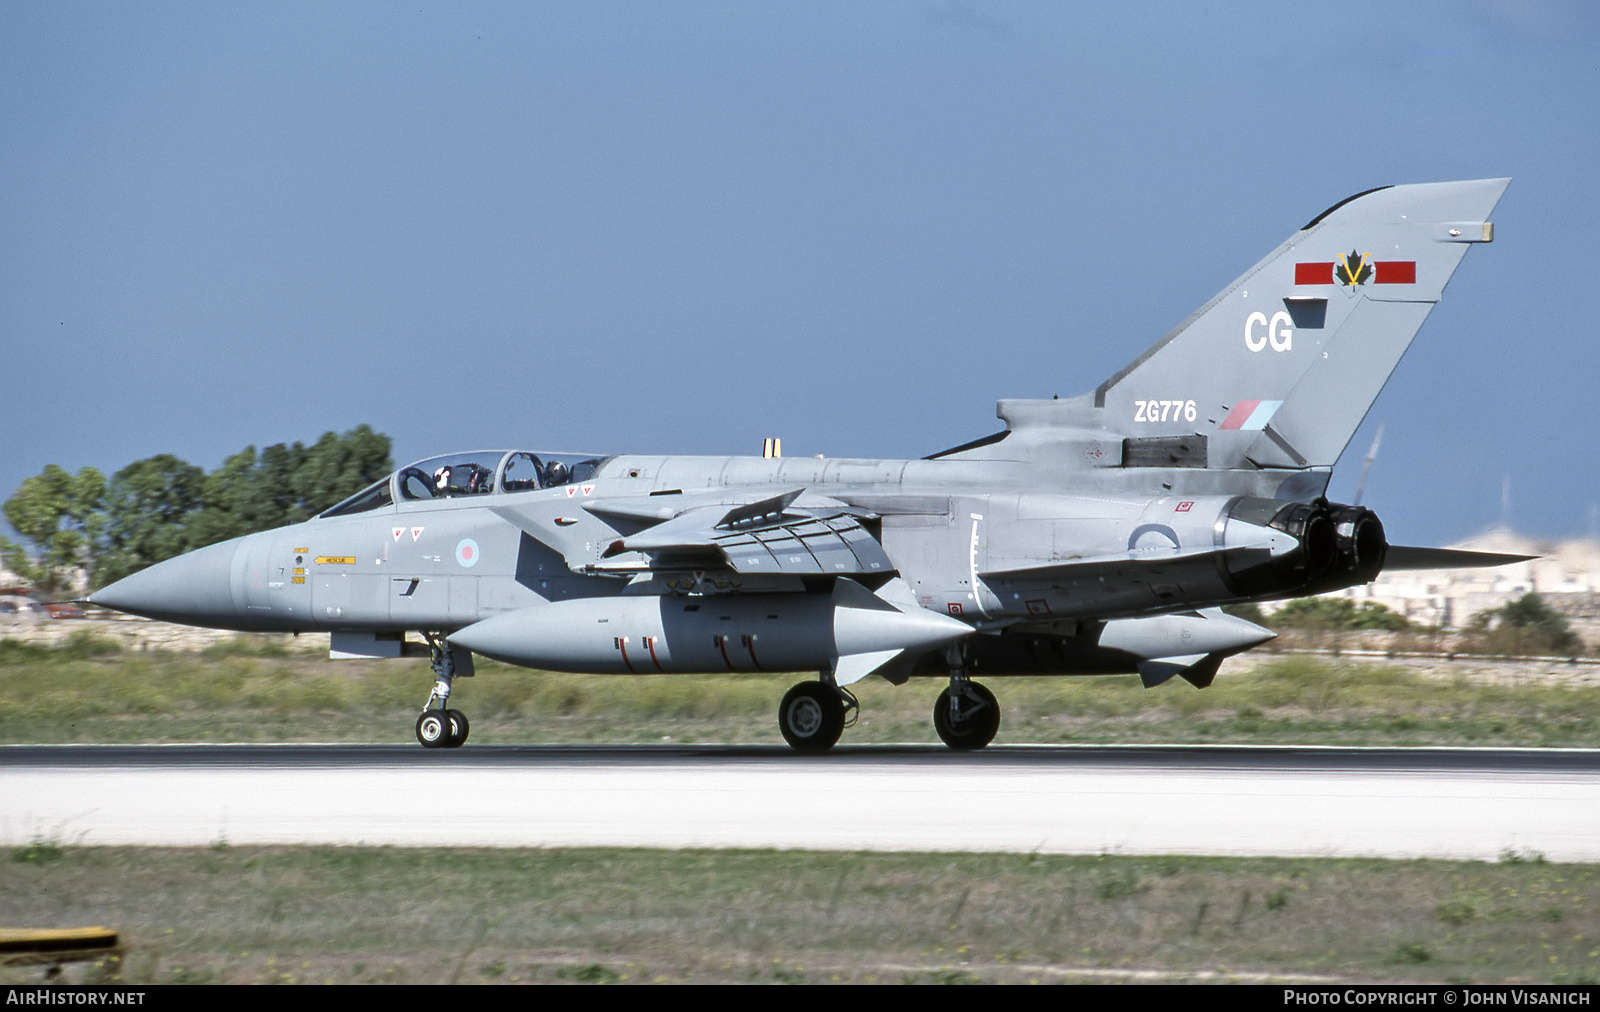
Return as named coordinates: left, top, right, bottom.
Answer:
left=455, top=538, right=481, bottom=568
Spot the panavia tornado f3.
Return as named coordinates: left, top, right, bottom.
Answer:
left=91, top=178, right=1527, bottom=751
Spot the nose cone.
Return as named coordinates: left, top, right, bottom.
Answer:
left=88, top=539, right=241, bottom=629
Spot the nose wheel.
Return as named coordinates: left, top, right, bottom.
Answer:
left=416, top=708, right=469, bottom=749
left=416, top=634, right=473, bottom=749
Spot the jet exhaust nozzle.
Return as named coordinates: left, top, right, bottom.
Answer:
left=1220, top=498, right=1388, bottom=600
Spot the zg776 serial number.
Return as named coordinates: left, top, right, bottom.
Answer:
left=1133, top=399, right=1197, bottom=423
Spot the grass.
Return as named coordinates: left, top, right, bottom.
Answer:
left=3, top=637, right=1596, bottom=985
left=2, top=845, right=1597, bottom=985
left=2, top=636, right=1598, bottom=747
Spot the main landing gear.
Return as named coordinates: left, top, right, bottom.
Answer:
left=776, top=646, right=1001, bottom=752
left=933, top=644, right=999, bottom=750
left=777, top=675, right=859, bottom=753
left=416, top=633, right=473, bottom=749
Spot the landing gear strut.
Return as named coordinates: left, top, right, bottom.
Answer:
left=777, top=670, right=858, bottom=753
left=933, top=645, right=999, bottom=750
left=416, top=633, right=472, bottom=749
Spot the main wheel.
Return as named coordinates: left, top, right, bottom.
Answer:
left=778, top=681, right=846, bottom=752
left=416, top=709, right=452, bottom=749
left=445, top=709, right=470, bottom=748
left=933, top=682, right=1000, bottom=750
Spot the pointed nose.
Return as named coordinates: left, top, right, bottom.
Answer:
left=88, top=539, right=241, bottom=628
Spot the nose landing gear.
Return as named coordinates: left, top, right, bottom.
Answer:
left=416, top=634, right=473, bottom=749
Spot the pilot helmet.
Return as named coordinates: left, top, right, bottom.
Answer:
left=545, top=460, right=569, bottom=486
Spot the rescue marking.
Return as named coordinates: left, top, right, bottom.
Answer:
left=411, top=527, right=424, bottom=542
left=392, top=527, right=404, bottom=541
left=314, top=556, right=355, bottom=565
left=1175, top=501, right=1194, bottom=512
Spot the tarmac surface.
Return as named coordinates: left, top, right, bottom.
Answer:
left=3, top=743, right=1596, bottom=860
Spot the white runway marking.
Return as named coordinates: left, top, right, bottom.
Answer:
left=4, top=759, right=1596, bottom=860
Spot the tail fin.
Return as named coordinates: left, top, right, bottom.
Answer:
left=984, top=179, right=1509, bottom=471
left=1097, top=178, right=1508, bottom=468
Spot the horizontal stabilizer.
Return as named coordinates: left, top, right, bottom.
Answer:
left=1382, top=546, right=1535, bottom=571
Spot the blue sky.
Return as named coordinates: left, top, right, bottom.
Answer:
left=3, top=1, right=1596, bottom=548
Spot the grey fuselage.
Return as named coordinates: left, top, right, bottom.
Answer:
left=90, top=178, right=1516, bottom=687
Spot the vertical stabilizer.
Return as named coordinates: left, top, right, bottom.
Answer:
left=1086, top=179, right=1509, bottom=469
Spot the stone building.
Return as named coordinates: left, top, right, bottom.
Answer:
left=1335, top=528, right=1600, bottom=632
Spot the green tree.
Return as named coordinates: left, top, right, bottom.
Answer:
left=184, top=425, right=393, bottom=550
left=7, top=426, right=393, bottom=584
left=1271, top=596, right=1410, bottom=631
left=290, top=424, right=392, bottom=521
left=1471, top=593, right=1585, bottom=656
left=95, top=454, right=205, bottom=586
left=0, top=465, right=106, bottom=597
left=184, top=447, right=279, bottom=548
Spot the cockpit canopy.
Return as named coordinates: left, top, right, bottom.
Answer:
left=318, top=450, right=608, bottom=518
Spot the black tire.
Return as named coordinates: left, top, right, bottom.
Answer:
left=415, top=709, right=451, bottom=749
left=933, top=682, right=1000, bottom=750
left=445, top=709, right=470, bottom=748
left=778, top=681, right=845, bottom=752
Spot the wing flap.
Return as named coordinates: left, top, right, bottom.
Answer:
left=601, top=495, right=895, bottom=578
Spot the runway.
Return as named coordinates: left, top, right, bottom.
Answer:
left=3, top=744, right=1597, bottom=861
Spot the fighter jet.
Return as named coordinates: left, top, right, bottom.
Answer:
left=90, top=178, right=1526, bottom=751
